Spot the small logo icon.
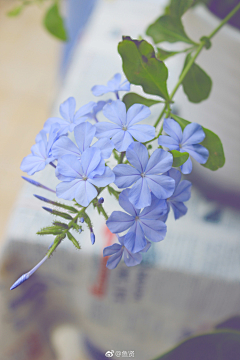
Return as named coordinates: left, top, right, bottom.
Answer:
left=105, top=350, right=114, bottom=358
left=115, top=351, right=121, bottom=357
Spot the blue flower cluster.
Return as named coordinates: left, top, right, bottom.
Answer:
left=20, top=73, right=209, bottom=273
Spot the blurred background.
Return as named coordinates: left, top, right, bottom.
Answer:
left=0, top=0, right=240, bottom=359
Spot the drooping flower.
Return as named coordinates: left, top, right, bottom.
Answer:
left=95, top=100, right=155, bottom=152
left=56, top=147, right=115, bottom=207
left=106, top=189, right=167, bottom=253
left=52, top=122, right=114, bottom=161
left=91, top=73, right=130, bottom=98
left=113, top=142, right=175, bottom=209
left=158, top=118, right=209, bottom=174
left=103, top=235, right=151, bottom=269
left=164, top=168, right=192, bottom=220
left=43, top=97, right=95, bottom=133
left=20, top=123, right=64, bottom=175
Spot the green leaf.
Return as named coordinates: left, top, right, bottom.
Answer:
left=171, top=114, right=225, bottom=170
left=171, top=150, right=189, bottom=167
left=156, top=48, right=180, bottom=61
left=107, top=186, right=121, bottom=200
left=118, top=37, right=169, bottom=100
left=154, top=331, right=240, bottom=360
left=7, top=5, right=23, bottom=17
left=43, top=3, right=67, bottom=41
left=37, top=226, right=63, bottom=236
left=146, top=15, right=195, bottom=45
left=169, top=0, right=194, bottom=18
left=67, top=231, right=81, bottom=249
left=51, top=209, right=73, bottom=220
left=181, top=53, right=212, bottom=103
left=122, top=93, right=162, bottom=110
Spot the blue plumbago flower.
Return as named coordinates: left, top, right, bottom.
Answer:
left=43, top=97, right=95, bottom=133
left=20, top=123, right=64, bottom=175
left=10, top=255, right=48, bottom=290
left=164, top=168, right=192, bottom=220
left=56, top=147, right=115, bottom=207
left=113, top=142, right=175, bottom=209
left=91, top=73, right=130, bottom=99
left=106, top=189, right=167, bottom=253
left=90, top=228, right=95, bottom=245
left=85, top=100, right=112, bottom=122
left=103, top=235, right=151, bottom=269
left=158, top=118, right=209, bottom=174
left=95, top=100, right=155, bottom=152
left=52, top=122, right=114, bottom=160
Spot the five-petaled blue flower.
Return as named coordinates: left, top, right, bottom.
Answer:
left=56, top=148, right=115, bottom=207
left=91, top=73, right=130, bottom=98
left=103, top=235, right=151, bottom=269
left=43, top=97, right=95, bottom=133
left=95, top=100, right=155, bottom=152
left=106, top=189, right=167, bottom=253
left=164, top=168, right=192, bottom=220
left=52, top=122, right=114, bottom=160
left=158, top=118, right=209, bottom=174
left=113, top=142, right=175, bottom=209
left=20, top=123, right=64, bottom=175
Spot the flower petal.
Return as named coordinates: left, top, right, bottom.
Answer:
left=165, top=168, right=181, bottom=188
left=92, top=138, right=114, bottom=159
left=128, top=178, right=151, bottom=209
left=103, top=243, right=122, bottom=256
left=56, top=154, right=83, bottom=180
left=81, top=147, right=101, bottom=176
left=91, top=85, right=110, bottom=96
left=180, top=156, right=192, bottom=174
left=59, top=97, right=76, bottom=121
left=106, top=249, right=123, bottom=269
left=169, top=201, right=188, bottom=219
left=75, top=180, right=98, bottom=207
left=140, top=194, right=167, bottom=219
left=74, top=122, right=96, bottom=153
left=113, top=164, right=140, bottom=188
left=163, top=118, right=183, bottom=142
left=140, top=219, right=166, bottom=242
left=124, top=224, right=147, bottom=253
left=43, top=117, right=68, bottom=133
left=128, top=124, right=155, bottom=142
left=183, top=144, right=209, bottom=164
left=126, top=142, right=149, bottom=173
left=119, top=79, right=131, bottom=92
left=126, top=104, right=151, bottom=127
left=95, top=122, right=121, bottom=139
left=73, top=101, right=96, bottom=123
left=123, top=247, right=142, bottom=267
left=146, top=174, right=175, bottom=199
left=103, top=100, right=126, bottom=126
left=56, top=179, right=82, bottom=201
left=112, top=130, right=133, bottom=152
left=171, top=180, right=192, bottom=202
left=145, top=149, right=173, bottom=175
left=106, top=211, right=135, bottom=233
left=119, top=189, right=140, bottom=217
left=182, top=123, right=206, bottom=146
left=52, top=137, right=81, bottom=159
left=20, top=154, right=46, bottom=175
left=158, top=135, right=180, bottom=150
left=107, top=73, right=121, bottom=90
left=88, top=166, right=115, bottom=187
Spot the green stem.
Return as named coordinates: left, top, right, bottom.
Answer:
left=99, top=205, right=108, bottom=221
left=208, top=3, right=240, bottom=40
left=154, top=104, right=167, bottom=127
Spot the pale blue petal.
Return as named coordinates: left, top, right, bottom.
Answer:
left=182, top=123, right=206, bottom=146
left=73, top=102, right=96, bottom=123
left=43, top=117, right=68, bottom=132
left=140, top=240, right=151, bottom=253
left=91, top=85, right=110, bottom=96
left=56, top=154, right=83, bottom=179
left=112, top=130, right=133, bottom=152
left=103, top=243, right=122, bottom=256
left=180, top=156, right=192, bottom=174
left=92, top=138, right=114, bottom=159
left=106, top=249, right=123, bottom=269
left=123, top=247, right=142, bottom=267
left=165, top=168, right=181, bottom=187
left=103, top=100, right=126, bottom=126
left=59, top=97, right=76, bottom=121
left=90, top=158, right=105, bottom=177
left=95, top=122, right=121, bottom=139
left=140, top=219, right=166, bottom=242
left=128, top=178, right=151, bottom=209
left=117, top=234, right=125, bottom=246
left=170, top=201, right=188, bottom=220
left=145, top=149, right=173, bottom=175
left=113, top=164, right=140, bottom=188
left=107, top=73, right=121, bottom=89
left=52, top=137, right=81, bottom=159
left=119, top=189, right=140, bottom=217
left=146, top=174, right=175, bottom=199
left=75, top=180, right=98, bottom=207
left=74, top=122, right=96, bottom=153
left=31, top=141, right=47, bottom=158
left=106, top=211, right=135, bottom=233
left=81, top=147, right=101, bottom=176
left=124, top=223, right=147, bottom=253
left=140, top=194, right=167, bottom=219
left=89, top=167, right=115, bottom=187
left=183, top=144, right=209, bottom=164
left=158, top=135, right=180, bottom=150
left=126, top=104, right=151, bottom=127
left=128, top=124, right=155, bottom=142
left=20, top=155, right=46, bottom=175
left=126, top=142, right=149, bottom=173
left=172, top=180, right=192, bottom=202
left=163, top=118, right=183, bottom=142
left=56, top=179, right=82, bottom=201
left=119, top=80, right=130, bottom=92
left=35, top=129, right=47, bottom=144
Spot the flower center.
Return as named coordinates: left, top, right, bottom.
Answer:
left=179, top=144, right=182, bottom=149
left=141, top=172, right=146, bottom=178
left=122, top=125, right=127, bottom=131
left=135, top=216, right=139, bottom=221
left=82, top=175, right=88, bottom=181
